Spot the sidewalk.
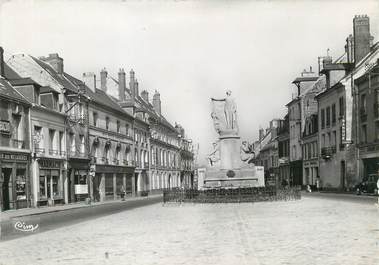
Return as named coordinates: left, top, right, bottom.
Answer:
left=1, top=194, right=161, bottom=222
left=0, top=194, right=163, bottom=241
left=302, top=191, right=378, bottom=204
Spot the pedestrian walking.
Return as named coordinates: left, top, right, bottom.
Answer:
left=121, top=185, right=126, bottom=201
left=316, top=176, right=320, bottom=192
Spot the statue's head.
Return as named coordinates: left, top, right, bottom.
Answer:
left=226, top=90, right=232, bottom=96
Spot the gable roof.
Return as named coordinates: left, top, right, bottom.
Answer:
left=0, top=77, right=31, bottom=105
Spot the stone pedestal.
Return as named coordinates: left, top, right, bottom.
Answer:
left=204, top=135, right=265, bottom=189
left=203, top=166, right=265, bottom=189
left=219, top=136, right=241, bottom=170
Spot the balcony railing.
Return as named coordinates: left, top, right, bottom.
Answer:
left=113, top=158, right=119, bottom=165
left=60, top=151, right=66, bottom=156
left=123, top=159, right=129, bottom=166
left=102, top=157, right=109, bottom=164
left=49, top=149, right=59, bottom=155
left=321, top=146, right=336, bottom=160
left=12, top=139, right=25, bottom=149
left=35, top=147, right=45, bottom=155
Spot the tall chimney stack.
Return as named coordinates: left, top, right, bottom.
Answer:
left=118, top=68, right=126, bottom=101
left=259, top=128, right=264, bottom=141
left=353, top=15, right=371, bottom=63
left=135, top=79, right=139, bottom=97
left=100, top=68, right=107, bottom=92
left=40, top=53, right=64, bottom=74
left=141, top=90, right=149, bottom=102
left=83, top=72, right=96, bottom=92
left=129, top=69, right=135, bottom=99
left=345, top=34, right=354, bottom=64
left=153, top=90, right=161, bottom=115
left=0, top=47, right=4, bottom=77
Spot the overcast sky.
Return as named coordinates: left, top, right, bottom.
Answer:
left=1, top=0, right=378, bottom=165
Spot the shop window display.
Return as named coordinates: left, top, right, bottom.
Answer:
left=15, top=169, right=27, bottom=200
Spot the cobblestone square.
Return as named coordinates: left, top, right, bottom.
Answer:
left=1, top=197, right=378, bottom=265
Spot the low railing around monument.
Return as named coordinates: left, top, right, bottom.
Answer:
left=163, top=186, right=301, bottom=203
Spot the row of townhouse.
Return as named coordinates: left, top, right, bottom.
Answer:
left=252, top=15, right=379, bottom=190
left=0, top=49, right=195, bottom=211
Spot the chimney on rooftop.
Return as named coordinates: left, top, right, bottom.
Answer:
left=345, top=34, right=354, bottom=64
left=0, top=47, right=4, bottom=77
left=129, top=69, right=136, bottom=99
left=118, top=68, right=126, bottom=101
left=40, top=53, right=64, bottom=74
left=100, top=68, right=107, bottom=93
left=259, top=128, right=264, bottom=141
left=141, top=90, right=149, bottom=102
left=153, top=90, right=161, bottom=115
left=353, top=15, right=371, bottom=63
left=135, top=79, right=139, bottom=97
left=83, top=72, right=96, bottom=92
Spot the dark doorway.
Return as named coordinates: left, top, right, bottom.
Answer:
left=340, top=161, right=346, bottom=190
left=93, top=173, right=101, bottom=202
left=67, top=169, right=72, bottom=203
left=2, top=168, right=12, bottom=211
left=134, top=173, right=139, bottom=194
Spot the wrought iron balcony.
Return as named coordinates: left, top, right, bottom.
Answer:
left=12, top=139, right=25, bottom=149
left=321, top=146, right=336, bottom=160
left=49, top=149, right=59, bottom=155
left=35, top=147, right=45, bottom=155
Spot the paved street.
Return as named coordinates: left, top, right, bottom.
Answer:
left=0, top=196, right=378, bottom=265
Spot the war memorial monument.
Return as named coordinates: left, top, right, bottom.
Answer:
left=203, top=90, right=265, bottom=189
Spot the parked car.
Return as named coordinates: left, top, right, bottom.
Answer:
left=355, top=174, right=379, bottom=195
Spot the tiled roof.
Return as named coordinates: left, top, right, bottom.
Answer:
left=64, top=73, right=131, bottom=117
left=31, top=57, right=78, bottom=93
left=0, top=77, right=31, bottom=105
left=3, top=63, right=22, bottom=79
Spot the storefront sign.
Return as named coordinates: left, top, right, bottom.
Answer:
left=0, top=153, right=28, bottom=161
left=341, top=117, right=346, bottom=141
left=39, top=159, right=61, bottom=168
left=0, top=120, right=10, bottom=134
left=74, top=184, right=88, bottom=194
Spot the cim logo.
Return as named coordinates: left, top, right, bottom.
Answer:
left=14, top=221, right=39, bottom=232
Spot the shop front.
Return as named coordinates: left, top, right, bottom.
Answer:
left=68, top=159, right=90, bottom=203
left=360, top=143, right=379, bottom=184
left=303, top=160, right=319, bottom=186
left=0, top=152, right=30, bottom=211
left=92, top=164, right=134, bottom=202
left=36, top=158, right=65, bottom=207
